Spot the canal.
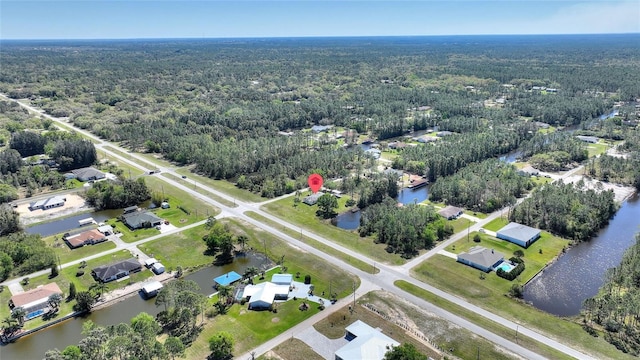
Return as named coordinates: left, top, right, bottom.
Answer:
left=523, top=193, right=640, bottom=316
left=0, top=252, right=270, bottom=360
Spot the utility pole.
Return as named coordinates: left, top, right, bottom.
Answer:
left=352, top=281, right=356, bottom=310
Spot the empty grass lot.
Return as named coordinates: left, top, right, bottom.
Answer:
left=245, top=211, right=379, bottom=274
left=174, top=167, right=266, bottom=203
left=261, top=195, right=406, bottom=265
left=483, top=217, right=509, bottom=232
left=138, top=225, right=210, bottom=271
left=411, top=233, right=633, bottom=360
left=162, top=172, right=236, bottom=208
left=260, top=338, right=324, bottom=360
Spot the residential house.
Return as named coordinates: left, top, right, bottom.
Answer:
left=436, top=131, right=453, bottom=137
left=576, top=135, right=599, bottom=144
left=9, top=283, right=63, bottom=320
left=457, top=246, right=504, bottom=272
left=334, top=320, right=399, bottom=360
left=244, top=282, right=290, bottom=310
left=151, top=262, right=165, bottom=275
left=70, top=167, right=105, bottom=182
left=438, top=206, right=464, bottom=220
left=311, top=125, right=332, bottom=133
left=92, top=258, right=142, bottom=283
left=497, top=222, right=541, bottom=248
left=97, top=224, right=114, bottom=236
left=364, top=148, right=381, bottom=159
left=122, top=211, right=162, bottom=230
left=415, top=135, right=438, bottom=143
left=63, top=229, right=107, bottom=249
left=29, top=196, right=66, bottom=211
left=303, top=192, right=324, bottom=206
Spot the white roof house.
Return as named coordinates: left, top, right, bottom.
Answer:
left=29, top=196, right=66, bottom=211
left=244, top=282, right=290, bottom=310
left=335, top=320, right=399, bottom=360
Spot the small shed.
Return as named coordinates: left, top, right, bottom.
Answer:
left=151, top=262, right=165, bottom=275
left=214, top=271, right=242, bottom=287
left=161, top=202, right=170, bottom=209
left=271, top=274, right=293, bottom=286
left=144, top=258, right=158, bottom=268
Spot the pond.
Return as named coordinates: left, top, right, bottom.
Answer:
left=334, top=185, right=430, bottom=230
left=523, top=193, right=640, bottom=316
left=0, top=252, right=271, bottom=360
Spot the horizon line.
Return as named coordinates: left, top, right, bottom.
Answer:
left=1, top=32, right=639, bottom=42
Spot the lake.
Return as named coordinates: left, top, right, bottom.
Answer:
left=523, top=193, right=640, bottom=316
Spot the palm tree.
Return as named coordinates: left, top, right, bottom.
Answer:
left=217, top=285, right=232, bottom=305
left=90, top=281, right=109, bottom=300
left=11, top=306, right=26, bottom=326
left=243, top=266, right=259, bottom=280
left=237, top=235, right=248, bottom=252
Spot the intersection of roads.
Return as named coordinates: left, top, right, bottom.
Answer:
left=0, top=94, right=594, bottom=360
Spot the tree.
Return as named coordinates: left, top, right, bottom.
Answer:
left=48, top=293, right=63, bottom=310
left=237, top=235, right=248, bottom=252
left=208, top=331, right=234, bottom=360
left=50, top=263, right=59, bottom=278
left=74, top=291, right=96, bottom=313
left=68, top=282, right=77, bottom=300
left=11, top=306, right=26, bottom=326
left=0, top=252, right=13, bottom=282
left=165, top=336, right=185, bottom=360
left=383, top=343, right=428, bottom=360
left=316, top=193, right=338, bottom=219
left=61, top=345, right=82, bottom=360
left=0, top=204, right=21, bottom=236
left=90, top=281, right=109, bottom=300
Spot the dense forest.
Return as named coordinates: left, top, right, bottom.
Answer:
left=509, top=181, right=617, bottom=241
left=582, top=235, right=640, bottom=356
left=1, top=35, right=638, bottom=196
left=429, top=159, right=533, bottom=212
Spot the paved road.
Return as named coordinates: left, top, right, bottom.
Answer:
left=1, top=94, right=596, bottom=360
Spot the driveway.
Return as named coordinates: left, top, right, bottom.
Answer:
left=295, top=326, right=348, bottom=360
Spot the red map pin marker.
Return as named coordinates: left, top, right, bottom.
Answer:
left=308, top=173, right=323, bottom=193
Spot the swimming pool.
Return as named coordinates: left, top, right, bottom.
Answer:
left=497, top=261, right=514, bottom=273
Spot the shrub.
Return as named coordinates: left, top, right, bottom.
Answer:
left=304, top=274, right=311, bottom=285
left=473, top=234, right=481, bottom=243
left=76, top=270, right=85, bottom=277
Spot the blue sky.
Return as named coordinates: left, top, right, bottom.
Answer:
left=1, top=1, right=638, bottom=39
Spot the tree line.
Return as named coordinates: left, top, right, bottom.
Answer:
left=359, top=198, right=453, bottom=258
left=582, top=234, right=640, bottom=356
left=0, top=231, right=55, bottom=281
left=85, top=178, right=151, bottom=210
left=429, top=159, right=533, bottom=213
left=509, top=181, right=617, bottom=241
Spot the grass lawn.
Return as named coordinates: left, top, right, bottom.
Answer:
left=43, top=234, right=117, bottom=264
left=144, top=176, right=220, bottom=221
left=261, top=338, right=324, bottom=360
left=532, top=176, right=554, bottom=186
left=394, top=281, right=573, bottom=360
left=261, top=195, right=406, bottom=265
left=138, top=225, right=210, bottom=271
left=101, top=145, right=151, bottom=170
left=463, top=210, right=489, bottom=219
left=410, top=233, right=633, bottom=360
left=587, top=142, right=609, bottom=158
left=314, top=302, right=441, bottom=359
left=174, top=167, right=266, bottom=203
left=98, top=148, right=145, bottom=177
left=186, top=300, right=320, bottom=359
left=64, top=179, right=85, bottom=189
left=245, top=212, right=379, bottom=274
left=484, top=217, right=509, bottom=232
left=450, top=217, right=474, bottom=233
left=162, top=172, right=235, bottom=208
